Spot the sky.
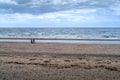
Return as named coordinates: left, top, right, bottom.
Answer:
left=0, top=0, right=120, bottom=28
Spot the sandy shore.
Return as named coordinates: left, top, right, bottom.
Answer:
left=0, top=42, right=120, bottom=80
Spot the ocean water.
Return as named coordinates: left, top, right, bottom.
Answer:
left=0, top=28, right=120, bottom=39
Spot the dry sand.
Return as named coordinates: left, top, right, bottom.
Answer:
left=0, top=42, right=120, bottom=80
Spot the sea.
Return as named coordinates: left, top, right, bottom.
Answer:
left=0, top=28, right=120, bottom=44
left=0, top=28, right=120, bottom=39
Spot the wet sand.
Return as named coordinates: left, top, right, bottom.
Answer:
left=0, top=42, right=120, bottom=80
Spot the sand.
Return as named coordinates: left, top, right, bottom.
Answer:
left=0, top=42, right=120, bottom=80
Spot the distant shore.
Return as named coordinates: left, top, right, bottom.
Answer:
left=0, top=42, right=120, bottom=80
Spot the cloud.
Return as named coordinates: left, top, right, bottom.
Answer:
left=0, top=8, right=97, bottom=22
left=0, top=0, right=116, bottom=15
left=0, top=0, right=120, bottom=27
left=0, top=8, right=118, bottom=27
left=0, top=8, right=96, bottom=27
left=0, top=0, right=18, bottom=5
left=110, top=0, right=120, bottom=15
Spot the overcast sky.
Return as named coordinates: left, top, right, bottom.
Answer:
left=0, top=0, right=120, bottom=28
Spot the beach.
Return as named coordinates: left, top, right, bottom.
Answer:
left=0, top=42, right=120, bottom=80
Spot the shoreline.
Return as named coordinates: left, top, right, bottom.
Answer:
left=0, top=37, right=120, bottom=41
left=0, top=39, right=120, bottom=45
